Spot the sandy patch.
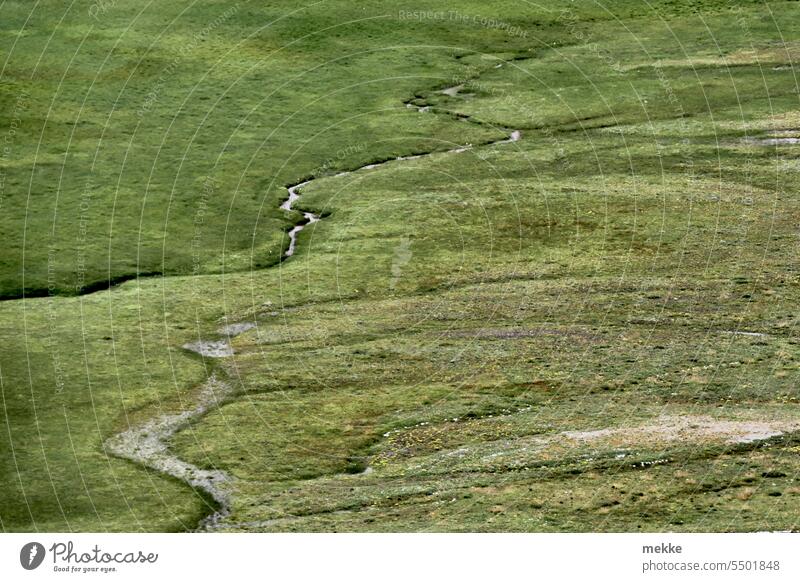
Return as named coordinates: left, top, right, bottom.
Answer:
left=183, top=339, right=234, bottom=358
left=563, top=415, right=798, bottom=446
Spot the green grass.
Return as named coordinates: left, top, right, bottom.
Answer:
left=1, top=0, right=799, bottom=532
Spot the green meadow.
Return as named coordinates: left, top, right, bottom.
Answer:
left=1, top=0, right=799, bottom=532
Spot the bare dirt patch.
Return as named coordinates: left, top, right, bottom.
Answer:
left=562, top=415, right=799, bottom=446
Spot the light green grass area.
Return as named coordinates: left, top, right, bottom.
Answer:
left=1, top=0, right=799, bottom=532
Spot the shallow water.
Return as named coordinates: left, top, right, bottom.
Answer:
left=278, top=128, right=521, bottom=260
left=110, top=105, right=524, bottom=531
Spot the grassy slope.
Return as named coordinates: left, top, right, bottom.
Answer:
left=0, top=0, right=534, bottom=532
left=0, top=0, right=524, bottom=298
left=2, top=0, right=800, bottom=531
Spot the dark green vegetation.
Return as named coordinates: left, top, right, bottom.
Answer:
left=1, top=0, right=799, bottom=531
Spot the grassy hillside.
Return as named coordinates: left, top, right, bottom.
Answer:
left=1, top=0, right=799, bottom=532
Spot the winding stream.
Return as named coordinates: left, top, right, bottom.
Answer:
left=106, top=86, right=522, bottom=530
left=280, top=126, right=520, bottom=258
left=104, top=374, right=234, bottom=530
left=280, top=181, right=320, bottom=258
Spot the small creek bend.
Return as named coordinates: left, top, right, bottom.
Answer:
left=106, top=106, right=522, bottom=530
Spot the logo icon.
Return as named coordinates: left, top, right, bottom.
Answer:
left=20, top=542, right=46, bottom=570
